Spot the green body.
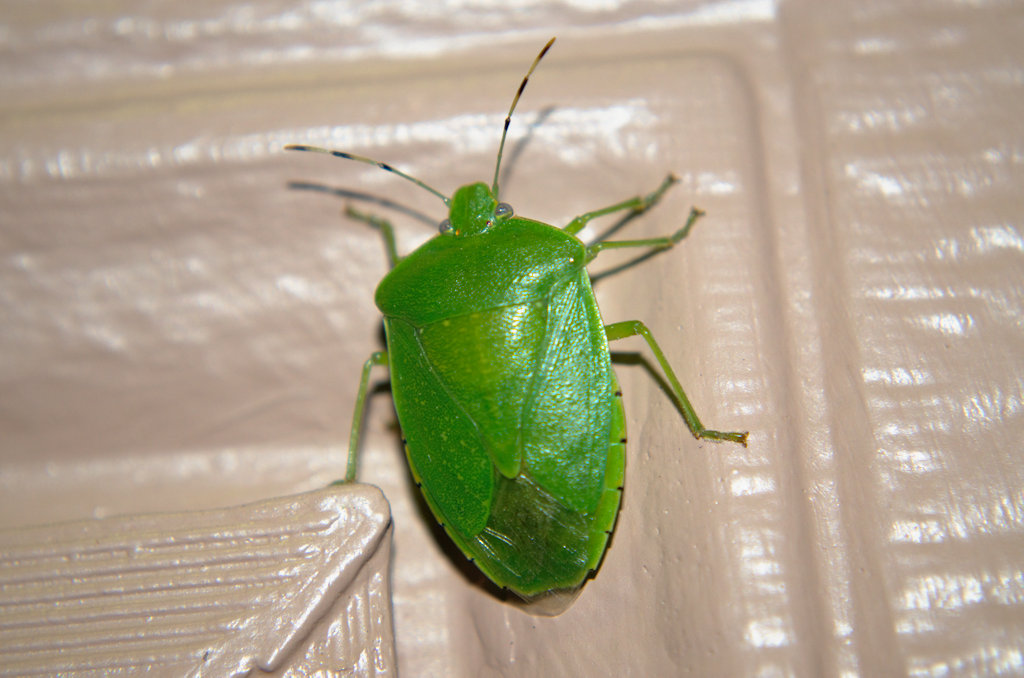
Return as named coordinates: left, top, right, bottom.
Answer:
left=378, top=184, right=625, bottom=594
left=287, top=37, right=747, bottom=600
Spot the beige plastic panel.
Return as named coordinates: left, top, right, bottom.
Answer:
left=1, top=2, right=1021, bottom=677
left=0, top=485, right=394, bottom=676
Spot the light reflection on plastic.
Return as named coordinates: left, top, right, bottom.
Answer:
left=730, top=473, right=775, bottom=497
left=898, top=569, right=1024, bottom=613
left=971, top=224, right=1024, bottom=253
left=889, top=519, right=947, bottom=544
left=862, top=366, right=934, bottom=386
left=864, top=285, right=947, bottom=301
left=916, top=312, right=973, bottom=336
left=743, top=616, right=792, bottom=648
left=905, top=646, right=1024, bottom=678
left=853, top=37, right=899, bottom=55
left=28, top=102, right=660, bottom=182
left=836, top=105, right=927, bottom=132
left=684, top=0, right=776, bottom=24
left=892, top=448, right=942, bottom=474
left=276, top=274, right=335, bottom=304
left=844, top=163, right=905, bottom=197
left=963, top=386, right=1024, bottom=427
left=695, top=170, right=740, bottom=195
left=302, top=102, right=659, bottom=165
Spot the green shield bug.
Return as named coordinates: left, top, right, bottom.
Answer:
left=287, top=38, right=748, bottom=599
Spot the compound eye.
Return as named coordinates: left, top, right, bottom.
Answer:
left=439, top=218, right=453, bottom=234
left=495, top=203, right=514, bottom=218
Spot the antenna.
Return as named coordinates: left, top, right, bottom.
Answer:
left=491, top=37, right=556, bottom=200
left=284, top=145, right=451, bottom=206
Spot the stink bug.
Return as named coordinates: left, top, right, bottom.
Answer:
left=287, top=37, right=748, bottom=599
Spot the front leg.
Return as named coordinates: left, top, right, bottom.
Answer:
left=585, top=207, right=704, bottom=264
left=563, top=174, right=678, bottom=236
left=345, top=206, right=401, bottom=270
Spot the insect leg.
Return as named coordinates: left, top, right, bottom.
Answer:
left=604, top=320, right=748, bottom=446
left=344, top=205, right=401, bottom=269
left=584, top=206, right=705, bottom=263
left=563, top=173, right=677, bottom=236
left=343, top=351, right=390, bottom=481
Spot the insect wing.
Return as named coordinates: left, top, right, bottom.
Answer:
left=521, top=271, right=615, bottom=513
left=385, top=318, right=496, bottom=537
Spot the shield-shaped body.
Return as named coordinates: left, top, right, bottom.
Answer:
left=376, top=200, right=626, bottom=596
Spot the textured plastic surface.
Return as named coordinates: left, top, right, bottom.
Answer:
left=1, top=2, right=1021, bottom=677
left=0, top=485, right=394, bottom=676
